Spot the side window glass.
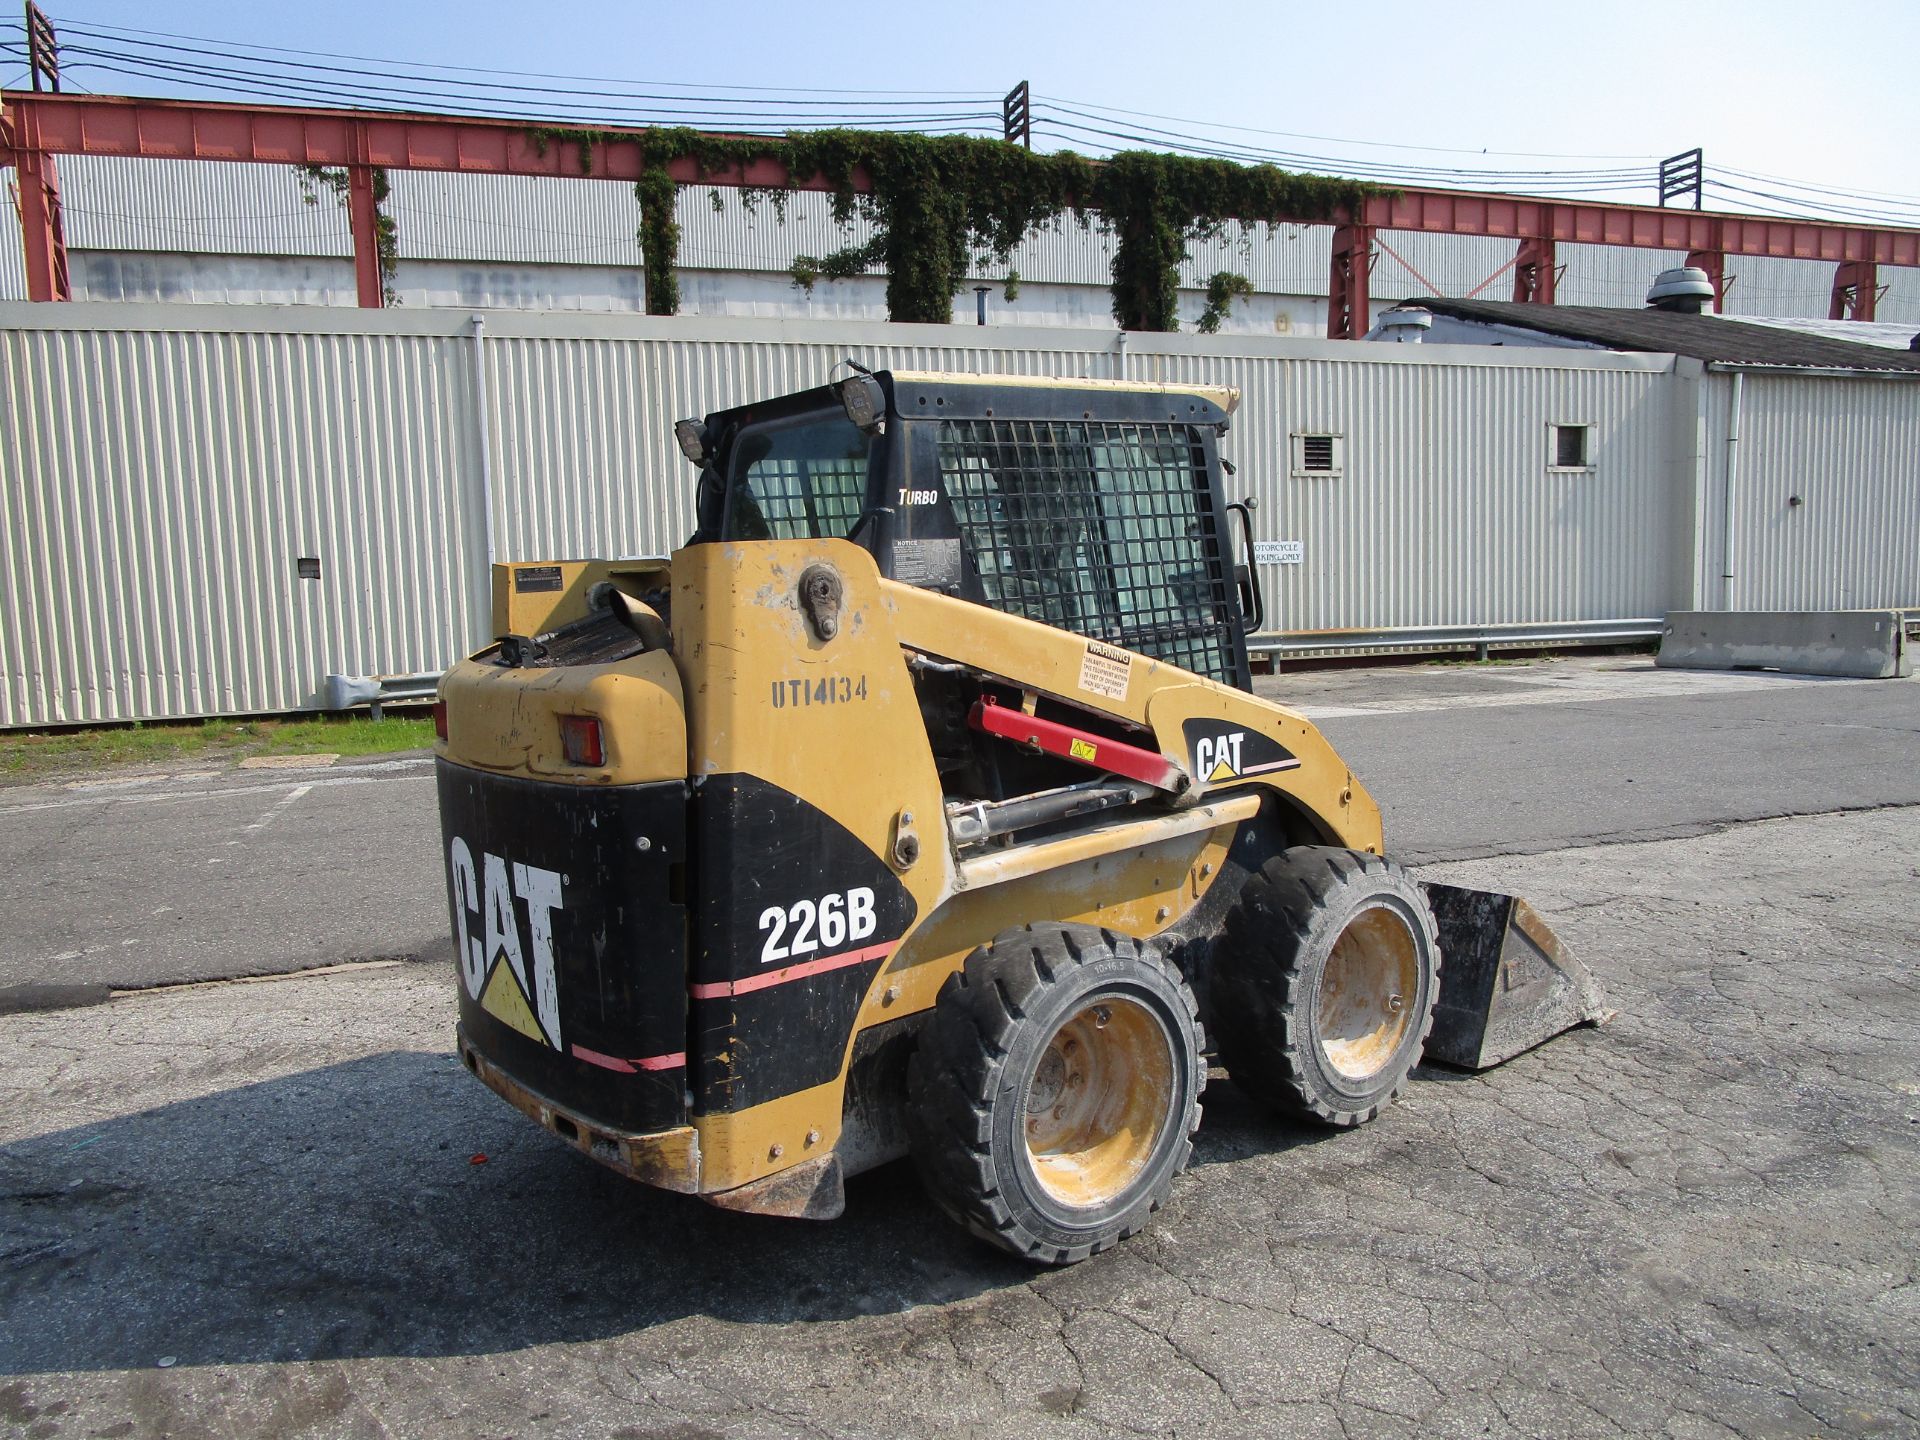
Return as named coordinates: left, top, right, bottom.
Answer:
left=725, top=414, right=872, bottom=541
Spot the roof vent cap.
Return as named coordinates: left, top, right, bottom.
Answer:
left=1647, top=266, right=1715, bottom=313
left=1374, top=306, right=1433, bottom=342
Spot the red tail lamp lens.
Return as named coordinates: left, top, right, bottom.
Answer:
left=433, top=701, right=449, bottom=743
left=560, top=715, right=605, bottom=767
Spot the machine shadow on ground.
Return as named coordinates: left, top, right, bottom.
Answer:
left=0, top=1048, right=1330, bottom=1376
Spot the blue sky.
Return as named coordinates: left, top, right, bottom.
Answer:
left=10, top=0, right=1917, bottom=221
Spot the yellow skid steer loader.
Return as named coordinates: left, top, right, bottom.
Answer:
left=434, top=369, right=1606, bottom=1264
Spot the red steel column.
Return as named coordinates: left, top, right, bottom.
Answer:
left=346, top=164, right=384, bottom=309
left=1685, top=248, right=1728, bottom=312
left=7, top=99, right=72, bottom=302
left=1829, top=260, right=1878, bottom=321
left=1327, top=224, right=1374, bottom=339
left=1512, top=236, right=1557, bottom=305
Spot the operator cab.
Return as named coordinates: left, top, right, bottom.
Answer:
left=680, top=368, right=1260, bottom=691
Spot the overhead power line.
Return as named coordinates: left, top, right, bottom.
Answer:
left=6, top=16, right=1917, bottom=226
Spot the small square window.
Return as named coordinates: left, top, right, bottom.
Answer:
left=296, top=556, right=322, bottom=580
left=1291, top=432, right=1344, bottom=477
left=1550, top=424, right=1593, bottom=470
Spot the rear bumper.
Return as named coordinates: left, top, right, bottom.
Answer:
left=458, top=1024, right=701, bottom=1192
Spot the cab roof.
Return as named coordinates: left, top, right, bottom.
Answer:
left=703, top=369, right=1239, bottom=432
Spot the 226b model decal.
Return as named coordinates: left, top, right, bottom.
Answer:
left=759, top=886, right=878, bottom=964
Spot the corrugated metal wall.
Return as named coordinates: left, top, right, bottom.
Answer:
left=1, top=304, right=1712, bottom=728
left=1700, top=370, right=1920, bottom=611
left=43, top=157, right=1920, bottom=325
left=0, top=184, right=25, bottom=302
left=1124, top=342, right=1689, bottom=631
left=0, top=316, right=483, bottom=726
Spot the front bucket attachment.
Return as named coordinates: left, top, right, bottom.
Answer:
left=1419, top=883, right=1612, bottom=1070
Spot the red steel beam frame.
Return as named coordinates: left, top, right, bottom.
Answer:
left=6, top=92, right=1920, bottom=323
left=1327, top=225, right=1373, bottom=339
left=1512, top=234, right=1557, bottom=305
left=1829, top=260, right=1878, bottom=322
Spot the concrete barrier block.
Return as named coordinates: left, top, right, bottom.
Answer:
left=1657, top=610, right=1911, bottom=679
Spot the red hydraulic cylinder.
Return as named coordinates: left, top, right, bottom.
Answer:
left=968, top=698, right=1186, bottom=791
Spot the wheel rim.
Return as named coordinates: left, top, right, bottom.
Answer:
left=1314, top=904, right=1420, bottom=1083
left=1023, top=994, right=1176, bottom=1210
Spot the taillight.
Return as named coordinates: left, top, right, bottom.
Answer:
left=559, top=715, right=604, bottom=767
left=433, top=701, right=448, bottom=743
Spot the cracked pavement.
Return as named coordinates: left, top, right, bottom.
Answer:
left=3, top=799, right=1917, bottom=1438
left=3, top=658, right=1917, bottom=1436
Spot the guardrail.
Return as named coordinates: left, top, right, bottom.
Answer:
left=322, top=671, right=440, bottom=718
left=1251, top=619, right=1665, bottom=662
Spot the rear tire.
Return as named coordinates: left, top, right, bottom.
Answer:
left=906, top=923, right=1206, bottom=1265
left=1211, top=847, right=1439, bottom=1127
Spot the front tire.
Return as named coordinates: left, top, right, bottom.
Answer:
left=906, top=923, right=1206, bottom=1265
left=1211, top=847, right=1439, bottom=1127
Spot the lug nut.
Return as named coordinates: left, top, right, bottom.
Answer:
left=769, top=1144, right=783, bottom=1160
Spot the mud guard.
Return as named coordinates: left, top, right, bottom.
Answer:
left=1419, top=883, right=1612, bottom=1070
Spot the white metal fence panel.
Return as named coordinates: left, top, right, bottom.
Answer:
left=2, top=305, right=1705, bottom=729
left=0, top=313, right=481, bottom=726
left=1702, top=370, right=1920, bottom=611
left=1111, top=338, right=1683, bottom=632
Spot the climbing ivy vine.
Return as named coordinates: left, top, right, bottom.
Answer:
left=523, top=127, right=1376, bottom=331
left=295, top=163, right=399, bottom=305
left=1195, top=271, right=1256, bottom=333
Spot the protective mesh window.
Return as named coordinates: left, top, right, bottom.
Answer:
left=723, top=413, right=873, bottom=541
left=937, top=418, right=1236, bottom=683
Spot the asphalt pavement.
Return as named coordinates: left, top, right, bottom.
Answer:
left=2, top=806, right=1914, bottom=1437
left=2, top=653, right=1917, bottom=1437
left=2, top=655, right=1914, bottom=992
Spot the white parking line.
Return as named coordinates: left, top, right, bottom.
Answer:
left=244, top=783, right=312, bottom=833
left=0, top=757, right=433, bottom=817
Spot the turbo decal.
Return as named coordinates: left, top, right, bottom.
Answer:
left=1181, top=718, right=1301, bottom=785
left=448, top=836, right=566, bottom=1051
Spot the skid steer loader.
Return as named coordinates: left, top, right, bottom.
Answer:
left=434, top=368, right=1607, bottom=1264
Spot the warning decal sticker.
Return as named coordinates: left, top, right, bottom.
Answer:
left=1078, top=640, right=1133, bottom=700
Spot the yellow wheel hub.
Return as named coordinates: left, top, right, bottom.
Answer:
left=1315, top=905, right=1419, bottom=1082
left=1023, top=996, right=1175, bottom=1209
